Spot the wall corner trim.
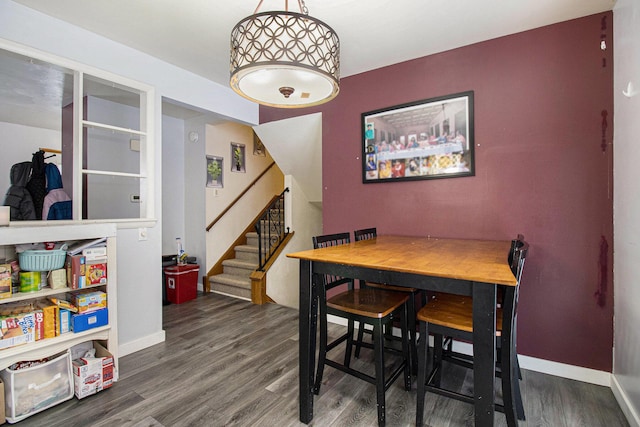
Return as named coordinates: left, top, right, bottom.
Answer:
left=611, top=375, right=640, bottom=427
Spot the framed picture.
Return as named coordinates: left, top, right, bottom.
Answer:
left=253, top=131, right=266, bottom=156
left=362, top=91, right=474, bottom=183
left=206, top=155, right=223, bottom=188
left=231, top=142, right=246, bottom=173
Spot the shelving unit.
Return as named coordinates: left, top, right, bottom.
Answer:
left=0, top=222, right=118, bottom=376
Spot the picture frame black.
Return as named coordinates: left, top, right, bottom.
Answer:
left=362, top=91, right=474, bottom=183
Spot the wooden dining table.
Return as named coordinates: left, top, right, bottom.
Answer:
left=287, top=234, right=517, bottom=427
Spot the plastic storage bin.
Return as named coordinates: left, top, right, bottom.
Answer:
left=0, top=350, right=74, bottom=423
left=18, top=250, right=66, bottom=272
left=164, top=264, right=199, bottom=304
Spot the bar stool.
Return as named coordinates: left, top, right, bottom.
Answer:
left=416, top=236, right=529, bottom=427
left=313, top=232, right=412, bottom=427
left=353, top=227, right=422, bottom=373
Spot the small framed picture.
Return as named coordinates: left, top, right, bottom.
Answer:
left=253, top=131, right=266, bottom=156
left=231, top=143, right=246, bottom=173
left=206, top=155, right=223, bottom=188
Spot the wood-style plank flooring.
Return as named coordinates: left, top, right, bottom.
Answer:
left=15, top=293, right=629, bottom=426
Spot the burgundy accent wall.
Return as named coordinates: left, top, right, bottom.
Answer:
left=261, top=13, right=614, bottom=371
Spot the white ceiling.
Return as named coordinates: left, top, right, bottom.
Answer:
left=10, top=0, right=614, bottom=89
left=2, top=0, right=614, bottom=130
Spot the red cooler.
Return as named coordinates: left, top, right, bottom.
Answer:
left=164, top=264, right=199, bottom=304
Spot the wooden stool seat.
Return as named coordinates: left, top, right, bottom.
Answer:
left=419, top=293, right=504, bottom=334
left=364, top=281, right=420, bottom=294
left=328, top=288, right=409, bottom=318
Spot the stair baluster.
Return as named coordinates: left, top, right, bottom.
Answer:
left=256, top=188, right=290, bottom=271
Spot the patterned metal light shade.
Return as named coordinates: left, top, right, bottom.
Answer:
left=230, top=10, right=340, bottom=108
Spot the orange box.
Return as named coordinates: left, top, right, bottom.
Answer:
left=35, top=302, right=58, bottom=339
left=71, top=291, right=107, bottom=313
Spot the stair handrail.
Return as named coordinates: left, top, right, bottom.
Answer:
left=255, top=188, right=290, bottom=271
left=206, top=161, right=277, bottom=232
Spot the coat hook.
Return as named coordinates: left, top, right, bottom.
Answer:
left=623, top=82, right=636, bottom=98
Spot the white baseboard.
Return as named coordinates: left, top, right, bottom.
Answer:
left=211, top=290, right=251, bottom=302
left=332, top=314, right=640, bottom=427
left=326, top=315, right=610, bottom=386
left=611, top=375, right=640, bottom=427
left=118, top=330, right=166, bottom=357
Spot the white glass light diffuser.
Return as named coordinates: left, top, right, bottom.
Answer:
left=230, top=11, right=340, bottom=108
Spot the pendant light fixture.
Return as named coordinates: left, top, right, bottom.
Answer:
left=230, top=0, right=340, bottom=108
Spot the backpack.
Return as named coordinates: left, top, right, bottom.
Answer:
left=26, top=150, right=47, bottom=220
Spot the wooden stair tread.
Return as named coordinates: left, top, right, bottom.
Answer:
left=209, top=273, right=251, bottom=287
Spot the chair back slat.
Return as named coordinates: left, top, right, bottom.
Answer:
left=313, top=232, right=353, bottom=291
left=354, top=227, right=377, bottom=242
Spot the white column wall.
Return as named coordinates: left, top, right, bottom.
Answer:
left=613, top=0, right=640, bottom=425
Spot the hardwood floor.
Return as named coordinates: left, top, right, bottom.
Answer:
left=14, top=293, right=629, bottom=427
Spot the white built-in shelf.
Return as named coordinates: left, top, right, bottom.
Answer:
left=0, top=326, right=111, bottom=371
left=0, top=284, right=107, bottom=304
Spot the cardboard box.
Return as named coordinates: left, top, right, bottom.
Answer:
left=73, top=341, right=114, bottom=399
left=0, top=311, right=44, bottom=350
left=71, top=290, right=107, bottom=313
left=33, top=309, right=45, bottom=341
left=71, top=308, right=108, bottom=333
left=65, top=254, right=86, bottom=289
left=48, top=268, right=67, bottom=290
left=59, top=309, right=71, bottom=335
left=35, top=302, right=58, bottom=339
left=85, top=262, right=107, bottom=285
left=82, top=246, right=107, bottom=261
left=0, top=263, right=12, bottom=299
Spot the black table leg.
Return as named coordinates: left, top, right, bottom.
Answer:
left=299, top=259, right=315, bottom=423
left=472, top=283, right=496, bottom=427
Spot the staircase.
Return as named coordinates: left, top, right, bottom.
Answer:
left=208, top=231, right=262, bottom=300
left=207, top=189, right=289, bottom=302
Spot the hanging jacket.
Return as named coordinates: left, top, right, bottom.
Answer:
left=42, top=163, right=72, bottom=220
left=3, top=161, right=37, bottom=221
left=26, top=150, right=47, bottom=220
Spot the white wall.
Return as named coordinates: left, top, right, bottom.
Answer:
left=0, top=121, right=60, bottom=200
left=0, top=1, right=258, bottom=356
left=255, top=113, right=323, bottom=203
left=161, top=115, right=186, bottom=255
left=613, top=0, right=640, bottom=425
left=266, top=174, right=322, bottom=308
left=252, top=113, right=324, bottom=308
left=184, top=119, right=207, bottom=286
